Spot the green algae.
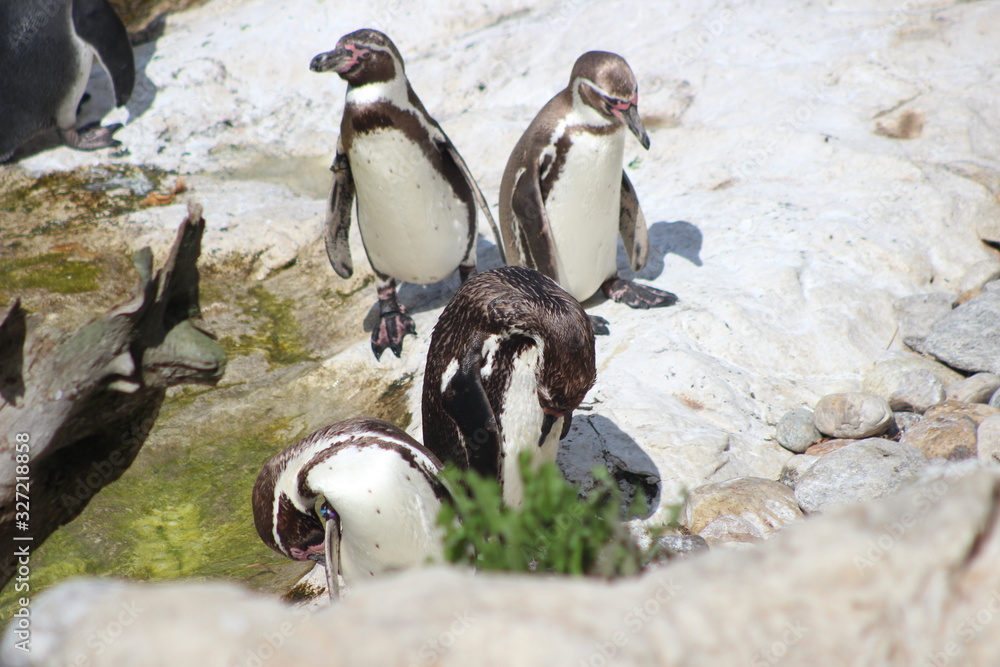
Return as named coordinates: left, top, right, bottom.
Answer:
left=225, top=285, right=314, bottom=366
left=0, top=417, right=310, bottom=620
left=0, top=253, right=102, bottom=297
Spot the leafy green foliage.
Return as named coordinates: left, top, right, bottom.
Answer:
left=438, top=452, right=659, bottom=577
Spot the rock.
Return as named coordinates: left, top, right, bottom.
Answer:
left=813, top=393, right=893, bottom=438
left=899, top=412, right=978, bottom=461
left=684, top=477, right=803, bottom=545
left=861, top=361, right=944, bottom=413
left=652, top=534, right=710, bottom=562
left=924, top=399, right=1000, bottom=426
left=885, top=411, right=922, bottom=438
left=991, top=388, right=1000, bottom=409
left=779, top=454, right=819, bottom=488
left=923, top=291, right=1000, bottom=374
left=9, top=471, right=1000, bottom=666
left=946, top=373, right=1000, bottom=404
left=893, top=292, right=956, bottom=352
left=976, top=416, right=1000, bottom=464
left=959, top=260, right=1000, bottom=294
left=804, top=439, right=854, bottom=457
left=794, top=439, right=926, bottom=513
left=775, top=408, right=822, bottom=453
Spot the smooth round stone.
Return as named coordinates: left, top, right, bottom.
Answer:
left=804, top=439, right=854, bottom=457
left=779, top=454, right=819, bottom=488
left=776, top=407, right=822, bottom=453
left=793, top=439, right=927, bottom=513
left=991, top=387, right=1000, bottom=409
left=976, top=415, right=1000, bottom=465
left=862, top=364, right=944, bottom=413
left=813, top=392, right=893, bottom=438
left=946, top=373, right=1000, bottom=404
left=923, top=291, right=1000, bottom=375
left=684, top=477, right=803, bottom=545
left=899, top=412, right=978, bottom=461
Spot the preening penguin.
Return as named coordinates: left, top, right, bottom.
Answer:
left=252, top=417, right=447, bottom=599
left=0, top=0, right=135, bottom=161
left=310, top=29, right=505, bottom=360
left=422, top=266, right=597, bottom=507
left=499, top=51, right=677, bottom=328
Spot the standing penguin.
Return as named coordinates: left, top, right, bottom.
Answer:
left=422, top=266, right=596, bottom=507
left=310, top=29, right=505, bottom=360
left=252, top=417, right=447, bottom=599
left=499, top=51, right=676, bottom=330
left=0, top=0, right=135, bottom=161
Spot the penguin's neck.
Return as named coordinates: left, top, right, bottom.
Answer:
left=346, top=74, right=411, bottom=109
left=566, top=80, right=618, bottom=132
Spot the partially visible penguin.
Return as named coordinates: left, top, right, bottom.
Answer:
left=422, top=266, right=596, bottom=507
left=310, top=29, right=505, bottom=360
left=499, top=51, right=676, bottom=333
left=0, top=0, right=135, bottom=161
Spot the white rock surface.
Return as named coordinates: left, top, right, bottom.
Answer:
left=813, top=393, right=894, bottom=438
left=9, top=0, right=1000, bottom=521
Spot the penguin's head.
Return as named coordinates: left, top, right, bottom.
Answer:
left=570, top=51, right=650, bottom=150
left=252, top=448, right=326, bottom=562
left=310, top=29, right=405, bottom=87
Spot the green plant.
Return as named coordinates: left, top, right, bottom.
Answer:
left=437, top=452, right=659, bottom=577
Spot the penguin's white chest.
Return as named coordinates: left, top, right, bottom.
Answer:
left=494, top=344, right=563, bottom=507
left=349, top=128, right=471, bottom=284
left=544, top=128, right=625, bottom=301
left=306, top=448, right=443, bottom=583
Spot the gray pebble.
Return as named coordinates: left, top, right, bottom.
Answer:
left=977, top=415, right=1000, bottom=465
left=793, top=439, right=927, bottom=513
left=924, top=291, right=1000, bottom=374
left=776, top=408, right=822, bottom=453
left=893, top=292, right=955, bottom=353
left=947, top=373, right=1000, bottom=404
left=862, top=365, right=944, bottom=413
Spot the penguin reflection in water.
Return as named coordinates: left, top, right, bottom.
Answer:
left=311, top=29, right=504, bottom=360
left=422, top=266, right=597, bottom=507
left=252, top=418, right=447, bottom=600
left=499, top=51, right=677, bottom=334
left=0, top=0, right=134, bottom=161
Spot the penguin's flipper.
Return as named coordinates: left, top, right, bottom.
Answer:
left=511, top=168, right=560, bottom=282
left=325, top=148, right=355, bottom=279
left=71, top=0, right=135, bottom=107
left=619, top=171, right=650, bottom=273
left=441, top=345, right=501, bottom=479
left=439, top=139, right=507, bottom=265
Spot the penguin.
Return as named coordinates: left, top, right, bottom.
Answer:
left=421, top=266, right=596, bottom=507
left=0, top=0, right=135, bottom=161
left=310, top=29, right=505, bottom=360
left=252, top=417, right=447, bottom=600
left=498, top=51, right=676, bottom=333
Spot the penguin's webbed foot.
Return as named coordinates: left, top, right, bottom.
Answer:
left=59, top=123, right=124, bottom=152
left=589, top=315, right=611, bottom=336
left=602, top=277, right=678, bottom=309
left=371, top=311, right=417, bottom=360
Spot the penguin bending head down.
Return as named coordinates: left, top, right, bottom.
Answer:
left=0, top=0, right=135, bottom=161
left=499, top=51, right=677, bottom=334
left=310, top=29, right=505, bottom=360
left=252, top=417, right=447, bottom=600
left=422, top=266, right=597, bottom=507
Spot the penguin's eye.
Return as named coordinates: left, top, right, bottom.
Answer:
left=359, top=51, right=372, bottom=60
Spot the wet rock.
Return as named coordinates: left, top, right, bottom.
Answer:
left=899, top=412, right=978, bottom=461
left=794, top=439, right=926, bottom=513
left=946, top=373, right=1000, bottom=404
left=775, top=407, right=822, bottom=453
left=685, top=477, right=803, bottom=546
left=893, top=293, right=956, bottom=353
left=813, top=393, right=893, bottom=438
left=976, top=416, right=1000, bottom=464
left=861, top=361, right=944, bottom=413
left=779, top=454, right=819, bottom=488
left=804, top=439, right=854, bottom=457
left=923, top=291, right=1000, bottom=374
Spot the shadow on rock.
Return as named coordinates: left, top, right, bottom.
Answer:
left=617, top=220, right=704, bottom=282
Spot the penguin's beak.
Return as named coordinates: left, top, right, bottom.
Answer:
left=320, top=502, right=341, bottom=601
left=539, top=411, right=562, bottom=447
left=622, top=105, right=651, bottom=150
left=310, top=46, right=355, bottom=74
